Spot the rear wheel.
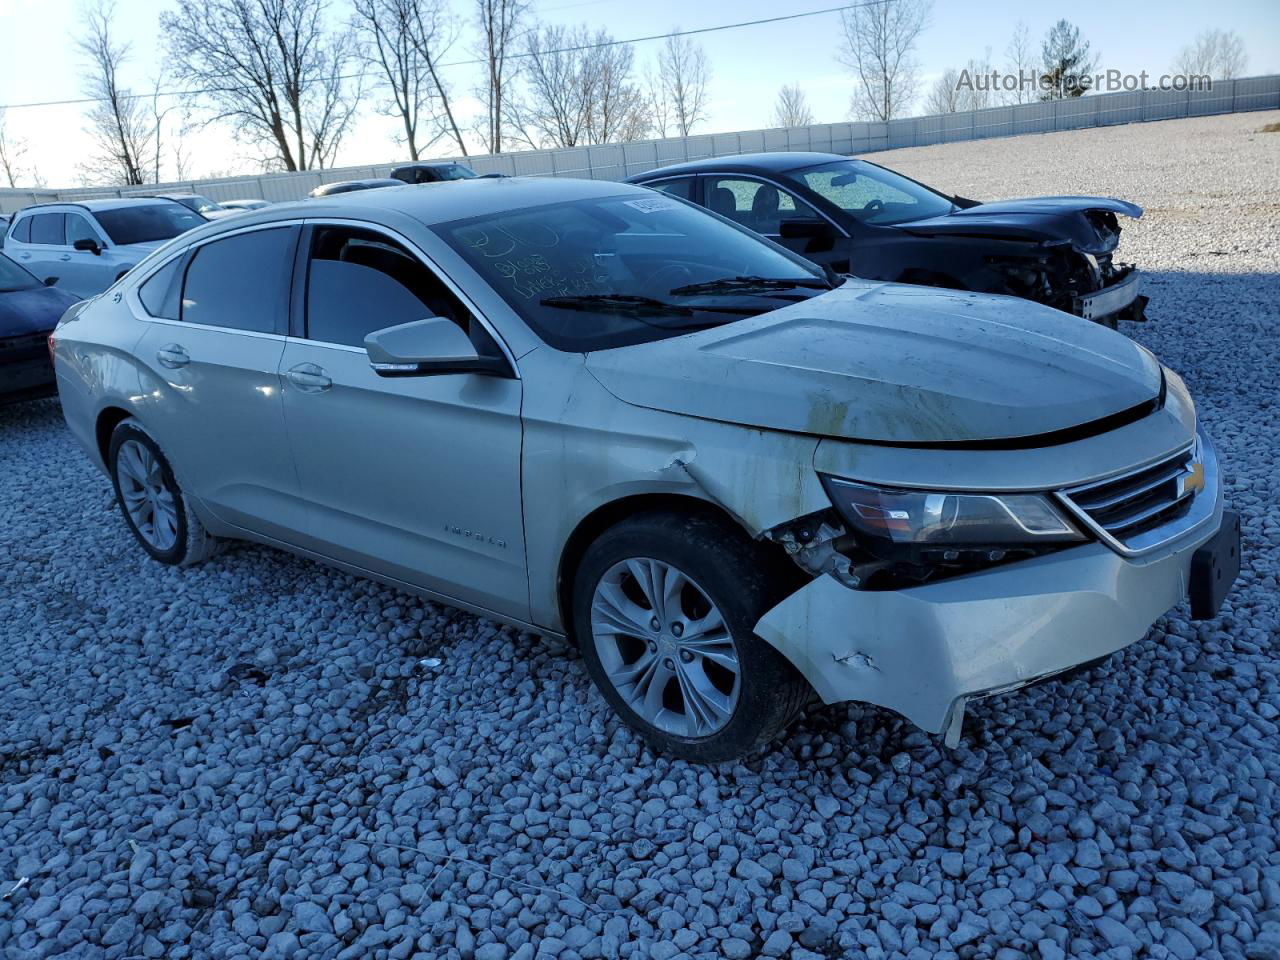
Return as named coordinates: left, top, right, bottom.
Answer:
left=108, top=419, right=220, bottom=566
left=573, top=510, right=810, bottom=762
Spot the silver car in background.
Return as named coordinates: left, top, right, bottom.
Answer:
left=51, top=177, right=1239, bottom=761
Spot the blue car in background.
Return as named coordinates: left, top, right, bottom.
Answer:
left=0, top=252, right=79, bottom=404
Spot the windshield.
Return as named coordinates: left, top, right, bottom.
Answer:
left=184, top=195, right=223, bottom=213
left=435, top=194, right=826, bottom=351
left=794, top=159, right=955, bottom=225
left=95, top=203, right=207, bottom=245
left=0, top=253, right=40, bottom=292
left=438, top=165, right=478, bottom=181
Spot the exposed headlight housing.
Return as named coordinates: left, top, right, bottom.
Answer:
left=821, top=476, right=1085, bottom=566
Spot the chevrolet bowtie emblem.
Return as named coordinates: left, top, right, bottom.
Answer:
left=1179, top=461, right=1206, bottom=497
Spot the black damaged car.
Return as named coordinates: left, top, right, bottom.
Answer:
left=627, top=152, right=1147, bottom=328
left=0, top=252, right=79, bottom=405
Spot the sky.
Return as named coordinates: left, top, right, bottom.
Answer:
left=0, top=0, right=1277, bottom=188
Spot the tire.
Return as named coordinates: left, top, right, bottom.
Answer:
left=108, top=418, right=221, bottom=566
left=572, top=510, right=811, bottom=763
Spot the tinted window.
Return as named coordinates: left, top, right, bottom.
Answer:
left=795, top=160, right=955, bottom=225
left=649, top=178, right=694, bottom=201
left=181, top=227, right=296, bottom=333
left=96, top=203, right=206, bottom=245
left=306, top=226, right=472, bottom=347
left=436, top=194, right=824, bottom=351
left=30, top=213, right=66, bottom=245
left=705, top=178, right=816, bottom=236
left=11, top=215, right=32, bottom=243
left=139, top=256, right=184, bottom=319
left=65, top=214, right=100, bottom=247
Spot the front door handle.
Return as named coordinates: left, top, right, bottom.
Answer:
left=287, top=363, right=332, bottom=393
left=156, top=344, right=189, bottom=368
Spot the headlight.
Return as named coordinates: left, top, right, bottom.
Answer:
left=822, top=476, right=1085, bottom=558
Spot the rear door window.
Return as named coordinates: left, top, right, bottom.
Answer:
left=181, top=227, right=297, bottom=333
left=10, top=216, right=32, bottom=243
left=648, top=178, right=695, bottom=202
left=30, top=213, right=66, bottom=245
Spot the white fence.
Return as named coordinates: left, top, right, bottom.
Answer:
left=2, top=74, right=1277, bottom=213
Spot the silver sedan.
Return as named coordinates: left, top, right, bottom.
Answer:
left=51, top=176, right=1238, bottom=761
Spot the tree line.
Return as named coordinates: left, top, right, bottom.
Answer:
left=0, top=0, right=1256, bottom=188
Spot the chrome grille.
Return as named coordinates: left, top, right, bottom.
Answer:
left=1057, top=429, right=1217, bottom=556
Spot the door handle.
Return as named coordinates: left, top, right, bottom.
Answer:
left=60, top=254, right=72, bottom=261
left=156, top=344, right=189, bottom=368
left=18, top=252, right=30, bottom=259
left=286, top=363, right=332, bottom=393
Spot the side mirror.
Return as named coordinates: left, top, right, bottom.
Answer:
left=365, top=317, right=509, bottom=378
left=73, top=237, right=102, bottom=255
left=44, top=276, right=59, bottom=286
left=779, top=218, right=832, bottom=240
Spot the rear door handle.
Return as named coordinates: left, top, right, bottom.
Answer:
left=156, top=344, right=189, bottom=368
left=287, top=363, right=331, bottom=393
left=60, top=254, right=72, bottom=261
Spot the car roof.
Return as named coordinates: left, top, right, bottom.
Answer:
left=13, top=197, right=188, bottom=215
left=392, top=161, right=467, bottom=169
left=627, top=151, right=852, bottom=181
left=152, top=192, right=207, bottom=200
left=199, top=176, right=647, bottom=234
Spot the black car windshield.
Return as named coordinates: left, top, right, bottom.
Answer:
left=793, top=159, right=955, bottom=225
left=95, top=203, right=206, bottom=245
left=0, top=253, right=40, bottom=292
left=435, top=194, right=826, bottom=351
left=437, top=165, right=477, bottom=181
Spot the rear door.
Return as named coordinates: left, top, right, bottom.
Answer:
left=278, top=222, right=528, bottom=619
left=11, top=212, right=68, bottom=286
left=130, top=224, right=308, bottom=540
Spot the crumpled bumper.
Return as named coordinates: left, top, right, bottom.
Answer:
left=754, top=498, right=1225, bottom=743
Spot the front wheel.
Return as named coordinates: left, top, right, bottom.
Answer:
left=572, top=511, right=811, bottom=762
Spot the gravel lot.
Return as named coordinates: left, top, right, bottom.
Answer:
left=2, top=110, right=1278, bottom=960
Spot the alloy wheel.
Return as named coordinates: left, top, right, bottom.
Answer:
left=590, top=557, right=741, bottom=738
left=115, top=439, right=179, bottom=552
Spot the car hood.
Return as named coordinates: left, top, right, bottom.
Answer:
left=899, top=196, right=1142, bottom=253
left=585, top=280, right=1162, bottom=445
left=0, top=285, right=81, bottom=336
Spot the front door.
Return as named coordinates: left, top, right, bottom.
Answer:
left=62, top=213, right=116, bottom=298
left=278, top=223, right=528, bottom=620
left=130, top=226, right=307, bottom=541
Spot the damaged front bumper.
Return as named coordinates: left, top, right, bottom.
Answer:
left=1076, top=269, right=1145, bottom=323
left=754, top=493, right=1231, bottom=746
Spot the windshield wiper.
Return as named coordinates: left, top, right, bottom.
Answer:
left=669, top=274, right=834, bottom=297
left=540, top=294, right=694, bottom=315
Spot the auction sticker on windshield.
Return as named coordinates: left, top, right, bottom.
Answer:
left=623, top=197, right=680, bottom=214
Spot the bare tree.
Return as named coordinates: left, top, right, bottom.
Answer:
left=0, top=110, right=39, bottom=188
left=656, top=33, right=710, bottom=136
left=586, top=37, right=650, bottom=144
left=352, top=0, right=467, bottom=159
left=645, top=64, right=673, bottom=138
left=1173, top=29, right=1248, bottom=80
left=473, top=0, right=528, bottom=153
left=509, top=24, right=649, bottom=149
left=923, top=68, right=962, bottom=114
left=1039, top=19, right=1096, bottom=100
left=771, top=84, right=813, bottom=127
left=1003, top=20, right=1034, bottom=104
left=837, top=0, right=931, bottom=121
left=76, top=0, right=151, bottom=185
left=161, top=0, right=362, bottom=172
